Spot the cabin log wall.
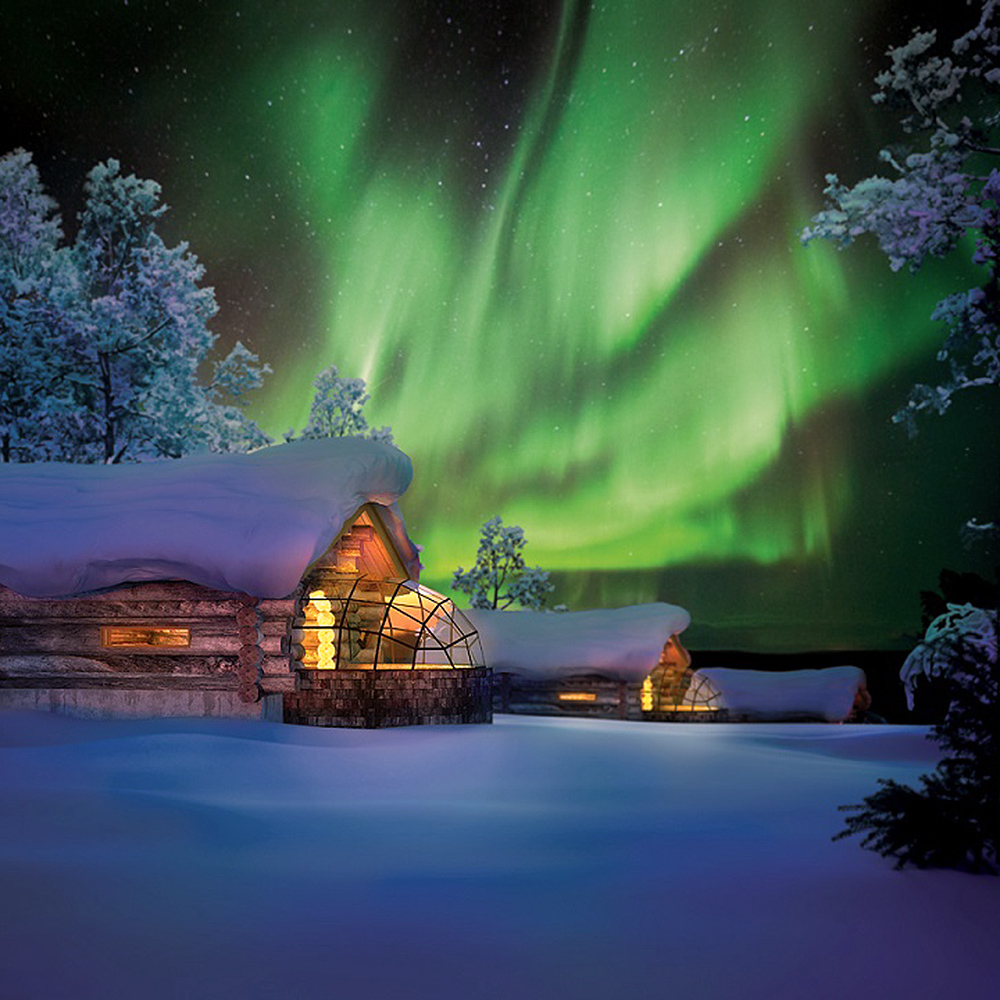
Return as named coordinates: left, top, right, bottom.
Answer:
left=0, top=505, right=492, bottom=727
left=493, top=674, right=646, bottom=720
left=0, top=581, right=296, bottom=719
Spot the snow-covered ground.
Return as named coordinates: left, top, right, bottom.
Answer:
left=1, top=711, right=997, bottom=1000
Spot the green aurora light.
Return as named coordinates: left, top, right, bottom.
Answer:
left=252, top=4, right=973, bottom=581
left=2, top=0, right=996, bottom=649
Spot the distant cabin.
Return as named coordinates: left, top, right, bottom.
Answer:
left=466, top=606, right=869, bottom=724
left=467, top=605, right=701, bottom=721
left=0, top=439, right=489, bottom=728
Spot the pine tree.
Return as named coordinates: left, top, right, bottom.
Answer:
left=452, top=515, right=556, bottom=611
left=836, top=612, right=999, bottom=872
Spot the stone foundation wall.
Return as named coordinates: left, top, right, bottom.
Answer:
left=284, top=667, right=493, bottom=728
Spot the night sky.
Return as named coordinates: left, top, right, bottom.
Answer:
left=2, top=0, right=997, bottom=651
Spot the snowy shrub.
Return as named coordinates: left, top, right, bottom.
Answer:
left=901, top=603, right=999, bottom=710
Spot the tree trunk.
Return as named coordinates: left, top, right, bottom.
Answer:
left=100, top=353, right=116, bottom=463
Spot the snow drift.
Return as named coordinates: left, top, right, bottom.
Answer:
left=2, top=712, right=997, bottom=1000
left=466, top=604, right=690, bottom=681
left=0, top=438, right=418, bottom=599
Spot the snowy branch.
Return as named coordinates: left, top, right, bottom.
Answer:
left=803, top=1, right=1000, bottom=485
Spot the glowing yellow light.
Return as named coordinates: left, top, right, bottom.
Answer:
left=558, top=692, right=598, bottom=702
left=101, top=627, right=190, bottom=648
left=304, top=589, right=337, bottom=669
left=641, top=676, right=653, bottom=712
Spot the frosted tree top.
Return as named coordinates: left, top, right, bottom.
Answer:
left=0, top=438, right=417, bottom=598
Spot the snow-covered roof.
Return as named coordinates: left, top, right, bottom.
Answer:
left=695, top=666, right=867, bottom=722
left=465, top=604, right=690, bottom=682
left=0, top=438, right=418, bottom=599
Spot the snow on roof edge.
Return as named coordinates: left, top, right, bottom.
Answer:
left=0, top=437, right=416, bottom=599
left=466, top=604, right=691, bottom=682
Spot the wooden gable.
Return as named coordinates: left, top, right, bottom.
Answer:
left=308, top=503, right=410, bottom=581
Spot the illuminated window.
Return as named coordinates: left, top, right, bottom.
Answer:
left=299, top=590, right=338, bottom=668
left=294, top=578, right=483, bottom=670
left=642, top=635, right=723, bottom=716
left=643, top=667, right=724, bottom=713
left=678, top=670, right=724, bottom=712
left=101, top=626, right=191, bottom=648
left=558, top=692, right=598, bottom=702
left=641, top=675, right=655, bottom=712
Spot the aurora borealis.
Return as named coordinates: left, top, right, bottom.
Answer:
left=2, top=0, right=997, bottom=650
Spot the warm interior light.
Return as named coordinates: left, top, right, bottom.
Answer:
left=101, top=626, right=190, bottom=648
left=641, top=635, right=721, bottom=714
left=558, top=692, right=598, bottom=702
left=294, top=579, right=483, bottom=671
left=641, top=676, right=653, bottom=712
left=302, top=589, right=338, bottom=668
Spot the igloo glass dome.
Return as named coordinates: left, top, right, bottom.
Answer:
left=295, top=578, right=484, bottom=670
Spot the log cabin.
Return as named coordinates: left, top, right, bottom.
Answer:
left=466, top=605, right=700, bottom=721
left=0, top=438, right=490, bottom=728
left=466, top=608, right=870, bottom=723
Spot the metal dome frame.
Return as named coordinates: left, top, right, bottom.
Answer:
left=296, top=577, right=484, bottom=671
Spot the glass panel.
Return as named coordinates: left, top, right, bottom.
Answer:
left=293, top=578, right=484, bottom=670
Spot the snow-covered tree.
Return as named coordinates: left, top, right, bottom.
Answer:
left=836, top=608, right=999, bottom=872
left=0, top=150, right=67, bottom=462
left=65, top=159, right=223, bottom=461
left=901, top=602, right=999, bottom=709
left=296, top=364, right=393, bottom=444
left=804, top=8, right=1000, bottom=868
left=198, top=341, right=274, bottom=454
left=0, top=150, right=272, bottom=462
left=802, top=0, right=999, bottom=536
left=452, top=515, right=556, bottom=611
left=0, top=149, right=62, bottom=281
left=209, top=340, right=272, bottom=402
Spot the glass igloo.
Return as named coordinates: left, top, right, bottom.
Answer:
left=294, top=577, right=484, bottom=671
left=641, top=635, right=726, bottom=720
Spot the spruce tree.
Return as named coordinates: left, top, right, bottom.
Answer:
left=836, top=623, right=999, bottom=872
